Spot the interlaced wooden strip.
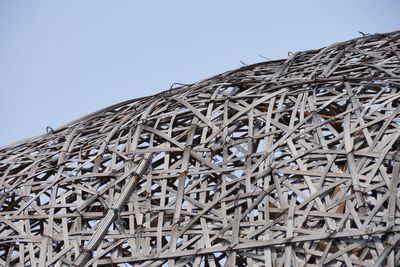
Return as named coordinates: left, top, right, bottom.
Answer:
left=1, top=31, right=400, bottom=266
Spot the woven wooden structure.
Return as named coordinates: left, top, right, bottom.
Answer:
left=1, top=31, right=400, bottom=267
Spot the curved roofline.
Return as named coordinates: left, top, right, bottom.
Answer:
left=2, top=29, right=399, bottom=150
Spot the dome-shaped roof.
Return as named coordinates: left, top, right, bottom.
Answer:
left=1, top=31, right=400, bottom=266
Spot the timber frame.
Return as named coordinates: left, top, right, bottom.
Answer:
left=1, top=31, right=400, bottom=266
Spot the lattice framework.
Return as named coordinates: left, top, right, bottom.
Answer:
left=1, top=31, right=400, bottom=266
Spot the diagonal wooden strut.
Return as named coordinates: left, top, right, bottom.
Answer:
left=73, top=153, right=153, bottom=267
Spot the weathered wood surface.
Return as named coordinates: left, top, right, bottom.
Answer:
left=1, top=31, right=400, bottom=266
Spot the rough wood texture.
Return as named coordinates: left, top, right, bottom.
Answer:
left=1, top=31, right=400, bottom=266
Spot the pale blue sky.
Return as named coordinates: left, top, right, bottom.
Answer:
left=0, top=1, right=399, bottom=147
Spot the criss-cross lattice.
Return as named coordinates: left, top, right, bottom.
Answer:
left=1, top=31, right=400, bottom=266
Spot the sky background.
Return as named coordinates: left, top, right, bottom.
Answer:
left=0, top=0, right=399, bottom=147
